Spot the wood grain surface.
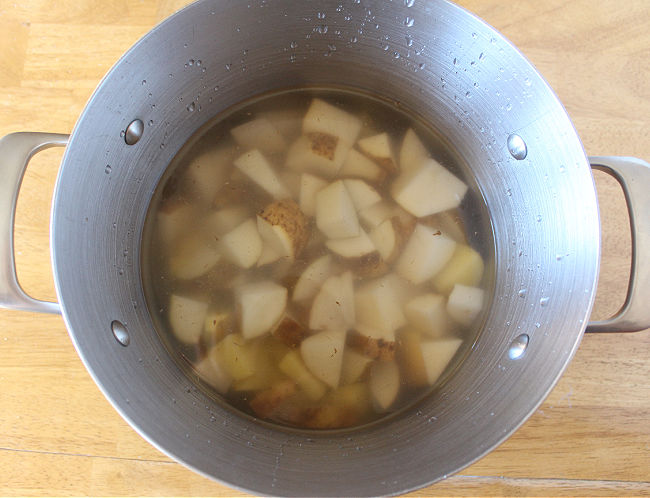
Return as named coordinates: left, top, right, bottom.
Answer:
left=1, top=0, right=648, bottom=496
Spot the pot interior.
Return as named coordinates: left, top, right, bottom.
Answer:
left=52, top=0, right=600, bottom=495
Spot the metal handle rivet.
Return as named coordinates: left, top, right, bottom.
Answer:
left=111, top=320, right=130, bottom=346
left=508, top=333, right=529, bottom=360
left=124, top=119, right=144, bottom=145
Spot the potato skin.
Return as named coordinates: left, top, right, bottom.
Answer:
left=258, top=199, right=310, bottom=258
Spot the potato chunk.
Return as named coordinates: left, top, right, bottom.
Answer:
left=309, top=271, right=355, bottom=331
left=286, top=134, right=351, bottom=178
left=404, top=293, right=449, bottom=338
left=432, top=244, right=485, bottom=295
left=397, top=329, right=428, bottom=387
left=183, top=146, right=231, bottom=203
left=299, top=173, right=328, bottom=217
left=215, top=333, right=257, bottom=381
left=342, top=179, right=382, bottom=211
left=237, top=280, right=287, bottom=339
left=168, top=294, right=208, bottom=345
left=301, top=329, right=346, bottom=388
left=234, top=149, right=291, bottom=199
left=420, top=337, right=462, bottom=385
left=272, top=315, right=308, bottom=348
left=369, top=361, right=400, bottom=411
left=399, top=128, right=429, bottom=174
left=339, top=149, right=386, bottom=183
left=193, top=347, right=232, bottom=394
left=357, top=132, right=397, bottom=174
left=292, top=255, right=332, bottom=303
left=230, top=117, right=287, bottom=154
left=326, top=228, right=376, bottom=259
left=249, top=380, right=297, bottom=419
left=354, top=276, right=406, bottom=338
left=303, top=98, right=362, bottom=144
left=315, top=180, right=360, bottom=239
left=219, top=218, right=263, bottom=269
left=168, top=235, right=221, bottom=280
left=391, top=158, right=468, bottom=217
left=257, top=199, right=309, bottom=261
left=447, top=284, right=485, bottom=327
left=396, top=223, right=457, bottom=285
left=279, top=350, right=328, bottom=401
left=340, top=349, right=373, bottom=385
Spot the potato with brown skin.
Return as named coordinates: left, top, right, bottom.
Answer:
left=272, top=315, right=308, bottom=348
left=258, top=199, right=310, bottom=260
left=347, top=332, right=396, bottom=361
left=307, top=132, right=338, bottom=161
left=249, top=379, right=297, bottom=419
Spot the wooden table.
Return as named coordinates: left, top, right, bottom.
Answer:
left=1, top=0, right=648, bottom=495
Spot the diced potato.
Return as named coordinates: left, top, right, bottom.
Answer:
left=305, top=383, right=371, bottom=428
left=399, top=128, right=430, bottom=174
left=168, top=294, right=208, bottom=344
left=184, top=146, right=231, bottom=202
left=423, top=210, right=467, bottom=243
left=353, top=252, right=389, bottom=279
left=342, top=179, right=382, bottom=211
left=432, top=244, right=485, bottom=295
left=368, top=218, right=396, bottom=262
left=420, top=337, right=462, bottom=385
left=272, top=315, right=307, bottom=348
left=339, top=149, right=386, bottom=183
left=257, top=199, right=309, bottom=261
left=203, top=206, right=249, bottom=236
left=381, top=273, right=420, bottom=306
left=257, top=243, right=283, bottom=266
left=168, top=235, right=221, bottom=280
left=219, top=218, right=263, bottom=269
left=249, top=379, right=296, bottom=418
left=232, top=346, right=285, bottom=392
left=230, top=117, right=287, bottom=154
left=237, top=280, right=287, bottom=339
left=215, top=333, right=257, bottom=381
left=300, top=329, right=346, bottom=388
left=369, top=361, right=400, bottom=411
left=234, top=149, right=291, bottom=199
left=357, top=132, right=397, bottom=174
left=348, top=329, right=396, bottom=360
left=397, top=329, right=428, bottom=387
left=309, top=271, right=355, bottom=331
left=391, top=158, right=468, bottom=217
left=193, top=347, right=232, bottom=393
left=358, top=200, right=395, bottom=229
left=299, top=173, right=328, bottom=217
left=340, top=348, right=373, bottom=385
left=355, top=276, right=406, bottom=338
left=325, top=228, right=376, bottom=259
left=259, top=108, right=303, bottom=141
left=157, top=203, right=193, bottom=246
left=403, top=293, right=449, bottom=338
left=447, top=284, right=485, bottom=327
left=285, top=135, right=350, bottom=178
left=396, top=224, right=457, bottom=285
left=303, top=98, right=362, bottom=144
left=315, top=180, right=360, bottom=239
left=279, top=350, right=328, bottom=401
left=292, top=255, right=332, bottom=303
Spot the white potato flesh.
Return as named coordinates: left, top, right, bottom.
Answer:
left=342, top=179, right=382, bottom=212
left=219, top=218, right=263, bottom=268
left=358, top=133, right=395, bottom=168
left=315, top=180, right=360, bottom=239
left=309, top=271, right=355, bottom=331
left=404, top=293, right=449, bottom=338
left=396, top=224, right=457, bottom=284
left=285, top=135, right=350, bottom=178
left=339, top=148, right=385, bottom=182
left=168, top=294, right=209, bottom=344
left=234, top=149, right=291, bottom=199
left=303, top=98, right=362, bottom=144
left=184, top=146, right=231, bottom=202
left=447, top=284, right=485, bottom=327
left=293, top=255, right=332, bottom=303
left=340, top=349, right=373, bottom=385
left=237, top=280, right=287, bottom=339
left=193, top=348, right=232, bottom=393
left=432, top=244, right=484, bottom=295
left=391, top=158, right=468, bottom=217
left=369, top=361, right=400, bottom=411
left=230, top=117, right=287, bottom=154
left=257, top=242, right=283, bottom=266
left=381, top=273, right=420, bottom=307
left=399, top=128, right=430, bottom=174
left=203, top=206, right=249, bottom=236
left=157, top=204, right=193, bottom=246
left=326, top=228, right=376, bottom=258
left=168, top=235, right=221, bottom=280
left=368, top=218, right=396, bottom=261
left=256, top=215, right=293, bottom=260
left=420, top=337, right=462, bottom=385
left=358, top=200, right=395, bottom=229
left=301, top=329, right=346, bottom=388
left=278, top=350, right=327, bottom=401
left=299, top=173, right=328, bottom=217
left=355, top=276, right=406, bottom=338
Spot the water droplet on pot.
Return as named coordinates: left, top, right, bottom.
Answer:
left=104, top=165, right=111, bottom=174
left=187, top=102, right=195, bottom=112
left=471, top=32, right=478, bottom=39
left=141, top=79, right=146, bottom=85
left=225, top=63, right=231, bottom=70
left=405, top=0, right=415, bottom=6
left=540, top=297, right=550, bottom=307
left=536, top=214, right=542, bottom=222
left=290, top=40, right=298, bottom=48
left=404, top=16, right=414, bottom=26
left=518, top=288, right=527, bottom=298
left=507, top=133, right=527, bottom=160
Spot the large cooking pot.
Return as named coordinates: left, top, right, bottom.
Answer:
left=1, top=0, right=648, bottom=495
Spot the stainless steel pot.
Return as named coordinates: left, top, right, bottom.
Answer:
left=1, top=0, right=648, bottom=495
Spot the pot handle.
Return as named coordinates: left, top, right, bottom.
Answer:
left=0, top=132, right=69, bottom=314
left=586, top=156, right=650, bottom=333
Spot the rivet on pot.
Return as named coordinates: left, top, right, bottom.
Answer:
left=508, top=333, right=529, bottom=360
left=124, top=119, right=144, bottom=145
left=507, top=133, right=527, bottom=160
left=111, top=320, right=130, bottom=346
